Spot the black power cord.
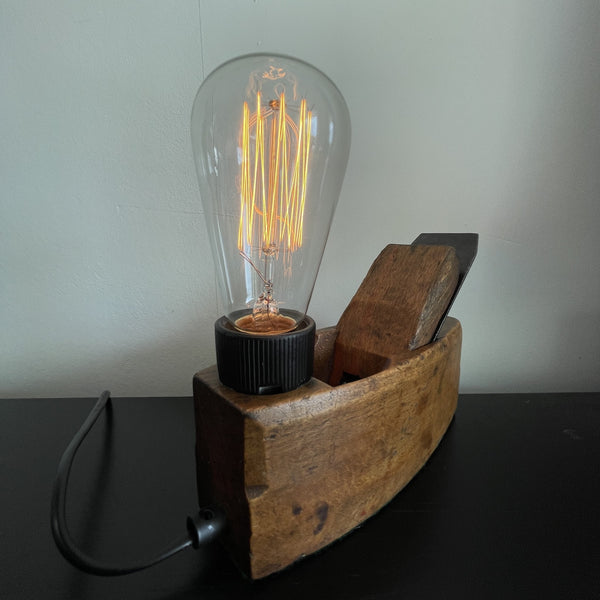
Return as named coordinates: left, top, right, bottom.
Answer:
left=50, top=390, right=225, bottom=576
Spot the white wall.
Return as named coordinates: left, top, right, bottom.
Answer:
left=2, top=0, right=599, bottom=398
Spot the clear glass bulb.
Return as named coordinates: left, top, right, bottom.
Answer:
left=191, top=54, right=351, bottom=335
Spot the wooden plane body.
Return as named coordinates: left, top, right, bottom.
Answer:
left=194, top=244, right=464, bottom=579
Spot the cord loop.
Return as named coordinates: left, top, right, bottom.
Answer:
left=50, top=391, right=225, bottom=576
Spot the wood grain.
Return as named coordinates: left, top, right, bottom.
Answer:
left=193, top=242, right=464, bottom=578
left=193, top=317, right=461, bottom=579
left=329, top=244, right=459, bottom=385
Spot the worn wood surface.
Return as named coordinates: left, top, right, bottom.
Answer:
left=329, top=244, right=459, bottom=385
left=194, top=317, right=462, bottom=579
left=194, top=242, right=465, bottom=578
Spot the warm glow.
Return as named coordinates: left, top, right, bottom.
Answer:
left=238, top=91, right=312, bottom=258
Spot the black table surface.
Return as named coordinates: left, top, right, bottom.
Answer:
left=2, top=393, right=599, bottom=599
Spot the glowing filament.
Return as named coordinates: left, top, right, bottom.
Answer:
left=238, top=92, right=312, bottom=257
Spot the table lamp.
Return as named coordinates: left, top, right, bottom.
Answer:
left=51, top=51, right=478, bottom=583
left=190, top=54, right=477, bottom=578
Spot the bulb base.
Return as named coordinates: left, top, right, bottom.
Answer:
left=214, top=313, right=315, bottom=395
